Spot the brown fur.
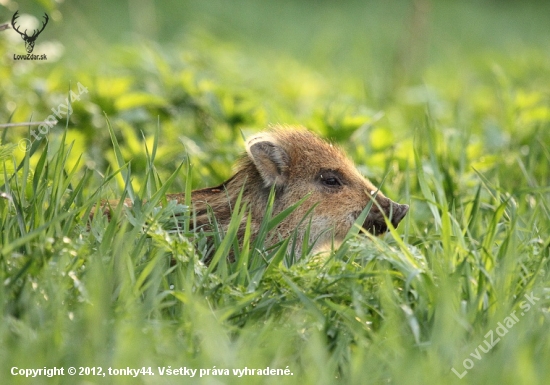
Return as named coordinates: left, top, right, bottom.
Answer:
left=95, top=127, right=409, bottom=257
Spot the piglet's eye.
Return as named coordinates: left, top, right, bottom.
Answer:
left=320, top=174, right=342, bottom=187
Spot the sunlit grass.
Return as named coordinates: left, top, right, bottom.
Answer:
left=1, top=99, right=548, bottom=384
left=1, top=1, right=550, bottom=384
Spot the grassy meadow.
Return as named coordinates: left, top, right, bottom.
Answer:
left=1, top=0, right=549, bottom=384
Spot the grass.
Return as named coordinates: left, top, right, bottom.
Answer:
left=1, top=0, right=550, bottom=384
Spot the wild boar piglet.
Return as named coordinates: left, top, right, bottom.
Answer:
left=98, top=127, right=409, bottom=256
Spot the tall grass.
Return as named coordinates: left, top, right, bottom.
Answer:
left=1, top=104, right=548, bottom=384
left=1, top=1, right=550, bottom=384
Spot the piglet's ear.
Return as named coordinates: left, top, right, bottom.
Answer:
left=245, top=132, right=290, bottom=188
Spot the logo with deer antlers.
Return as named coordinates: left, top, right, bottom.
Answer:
left=11, top=10, right=49, bottom=54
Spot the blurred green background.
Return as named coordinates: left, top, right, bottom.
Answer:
left=2, top=0, right=549, bottom=194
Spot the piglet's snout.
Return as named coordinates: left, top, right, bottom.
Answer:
left=390, top=202, right=409, bottom=228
